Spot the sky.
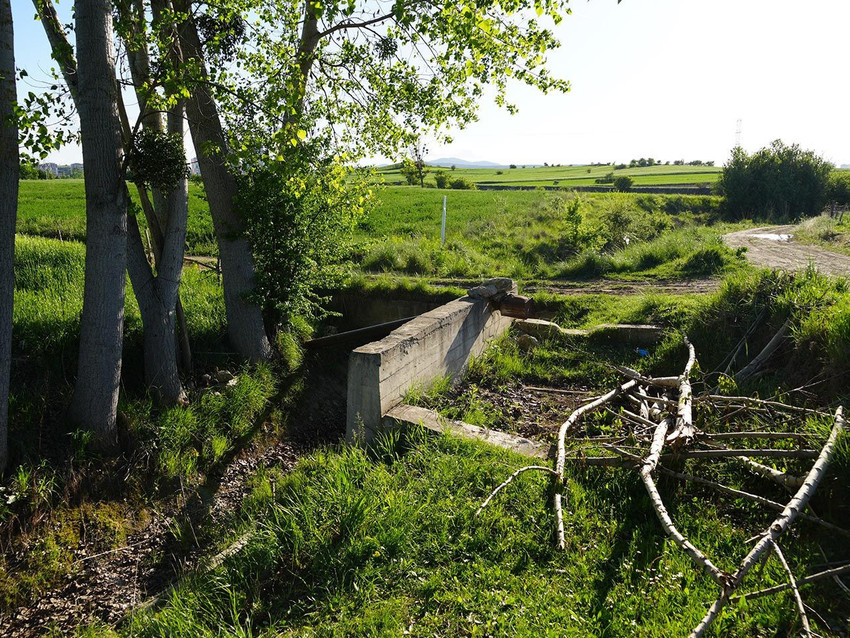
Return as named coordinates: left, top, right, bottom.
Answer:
left=10, top=0, right=850, bottom=167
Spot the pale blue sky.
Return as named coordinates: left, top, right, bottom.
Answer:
left=10, top=0, right=850, bottom=166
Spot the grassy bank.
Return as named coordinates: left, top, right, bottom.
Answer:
left=3, top=236, right=278, bottom=611
left=113, top=428, right=847, bottom=637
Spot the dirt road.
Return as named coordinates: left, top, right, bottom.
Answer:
left=724, top=225, right=850, bottom=277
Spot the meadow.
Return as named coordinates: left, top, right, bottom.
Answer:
left=376, top=162, right=722, bottom=188
left=17, top=179, right=743, bottom=280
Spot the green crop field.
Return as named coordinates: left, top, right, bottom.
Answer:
left=17, top=179, right=217, bottom=254
left=376, top=163, right=722, bottom=188
left=16, top=180, right=739, bottom=279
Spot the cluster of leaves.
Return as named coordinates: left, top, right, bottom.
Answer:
left=237, top=144, right=374, bottom=325
left=717, top=140, right=834, bottom=219
left=14, top=72, right=78, bottom=163
left=127, top=128, right=188, bottom=192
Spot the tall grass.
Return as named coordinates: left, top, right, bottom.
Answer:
left=119, top=431, right=842, bottom=637
left=356, top=189, right=731, bottom=279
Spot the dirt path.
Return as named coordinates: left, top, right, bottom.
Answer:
left=724, top=225, right=850, bottom=277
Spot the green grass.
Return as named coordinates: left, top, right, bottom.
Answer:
left=4, top=235, right=276, bottom=611
left=113, top=429, right=846, bottom=637
left=354, top=188, right=734, bottom=279
left=16, top=181, right=736, bottom=279
left=16, top=180, right=216, bottom=255
left=376, top=163, right=721, bottom=188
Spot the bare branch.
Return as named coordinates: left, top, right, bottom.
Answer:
left=770, top=541, right=812, bottom=637
left=476, top=466, right=557, bottom=517
left=690, top=406, right=845, bottom=638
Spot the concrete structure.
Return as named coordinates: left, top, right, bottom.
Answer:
left=384, top=404, right=550, bottom=459
left=346, top=281, right=515, bottom=445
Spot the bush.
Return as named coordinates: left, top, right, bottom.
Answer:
left=717, top=140, right=833, bottom=219
left=449, top=177, right=475, bottom=190
left=827, top=171, right=850, bottom=206
left=433, top=171, right=449, bottom=189
left=613, top=176, right=633, bottom=192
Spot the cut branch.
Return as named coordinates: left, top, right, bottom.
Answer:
left=555, top=379, right=637, bottom=549
left=666, top=337, right=697, bottom=450
left=690, top=406, right=845, bottom=638
left=731, top=563, right=850, bottom=602
left=735, top=319, right=791, bottom=383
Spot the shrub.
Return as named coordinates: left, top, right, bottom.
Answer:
left=449, top=177, right=475, bottom=190
left=433, top=171, right=449, bottom=189
left=827, top=171, right=850, bottom=206
left=613, top=176, right=633, bottom=192
left=717, top=140, right=833, bottom=219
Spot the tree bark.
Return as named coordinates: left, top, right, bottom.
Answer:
left=174, top=1, right=271, bottom=361
left=0, top=0, right=18, bottom=474
left=68, top=0, right=127, bottom=443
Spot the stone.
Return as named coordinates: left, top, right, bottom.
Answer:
left=516, top=334, right=539, bottom=351
left=215, top=370, right=234, bottom=384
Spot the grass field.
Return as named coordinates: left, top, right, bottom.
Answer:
left=354, top=188, right=741, bottom=279
left=16, top=181, right=739, bottom=281
left=17, top=179, right=217, bottom=254
left=376, top=163, right=722, bottom=188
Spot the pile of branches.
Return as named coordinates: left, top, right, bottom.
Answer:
left=478, top=337, right=848, bottom=637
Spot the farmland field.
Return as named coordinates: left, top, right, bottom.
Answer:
left=16, top=179, right=740, bottom=279
left=376, top=163, right=722, bottom=188
left=17, top=179, right=216, bottom=253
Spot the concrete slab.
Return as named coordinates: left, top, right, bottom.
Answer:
left=384, top=404, right=552, bottom=460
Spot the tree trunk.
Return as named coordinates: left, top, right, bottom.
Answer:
left=175, top=2, right=271, bottom=362
left=0, top=0, right=18, bottom=474
left=68, top=0, right=127, bottom=443
left=124, top=103, right=189, bottom=406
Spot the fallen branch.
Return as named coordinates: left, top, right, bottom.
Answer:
left=476, top=466, right=557, bottom=517
left=697, top=394, right=827, bottom=417
left=667, top=338, right=697, bottom=450
left=736, top=456, right=805, bottom=490
left=770, top=540, right=811, bottom=637
left=690, top=406, right=845, bottom=638
left=730, top=563, right=850, bottom=602
left=612, top=366, right=679, bottom=388
left=735, top=318, right=791, bottom=383
left=636, top=415, right=730, bottom=587
left=701, top=431, right=809, bottom=442
left=656, top=466, right=850, bottom=538
left=555, top=379, right=637, bottom=549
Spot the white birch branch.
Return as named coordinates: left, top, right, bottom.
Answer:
left=689, top=406, right=845, bottom=638
left=770, top=540, right=811, bottom=637
left=555, top=379, right=637, bottom=549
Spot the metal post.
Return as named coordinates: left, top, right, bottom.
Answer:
left=441, top=195, right=447, bottom=245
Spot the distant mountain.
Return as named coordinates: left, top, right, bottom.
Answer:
left=427, top=157, right=507, bottom=169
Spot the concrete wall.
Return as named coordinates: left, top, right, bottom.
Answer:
left=347, top=295, right=513, bottom=445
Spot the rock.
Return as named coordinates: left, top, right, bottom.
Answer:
left=466, top=283, right=499, bottom=299
left=200, top=373, right=211, bottom=386
left=517, top=334, right=539, bottom=351
left=226, top=377, right=238, bottom=388
left=215, top=370, right=234, bottom=384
